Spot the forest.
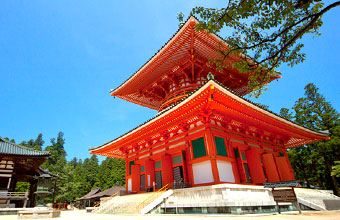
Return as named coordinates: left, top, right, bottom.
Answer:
left=4, top=83, right=340, bottom=202
left=4, top=133, right=125, bottom=203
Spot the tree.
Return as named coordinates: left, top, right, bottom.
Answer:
left=280, top=83, right=340, bottom=195
left=3, top=137, right=16, bottom=143
left=95, top=158, right=125, bottom=190
left=42, top=132, right=67, bottom=174
left=332, top=161, right=340, bottom=177
left=193, top=1, right=340, bottom=96
left=20, top=133, right=44, bottom=151
left=82, top=155, right=99, bottom=192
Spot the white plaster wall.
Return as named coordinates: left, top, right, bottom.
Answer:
left=217, top=160, right=235, bottom=183
left=128, top=178, right=132, bottom=192
left=192, top=161, right=214, bottom=184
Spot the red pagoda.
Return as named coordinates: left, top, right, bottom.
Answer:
left=90, top=16, right=329, bottom=193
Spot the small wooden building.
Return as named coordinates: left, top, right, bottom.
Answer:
left=77, top=188, right=101, bottom=208
left=0, top=137, right=51, bottom=208
left=89, top=186, right=126, bottom=201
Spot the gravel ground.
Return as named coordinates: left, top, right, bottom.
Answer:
left=2, top=210, right=340, bottom=220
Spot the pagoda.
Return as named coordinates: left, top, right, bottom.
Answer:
left=90, top=16, right=329, bottom=193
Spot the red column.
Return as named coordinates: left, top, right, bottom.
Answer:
left=205, top=128, right=220, bottom=184
left=131, top=164, right=140, bottom=192
left=275, top=156, right=295, bottom=181
left=246, top=149, right=266, bottom=184
left=125, top=160, right=129, bottom=193
left=262, top=153, right=280, bottom=182
left=231, top=160, right=240, bottom=183
left=161, top=154, right=173, bottom=187
left=145, top=159, right=155, bottom=189
left=185, top=142, right=194, bottom=185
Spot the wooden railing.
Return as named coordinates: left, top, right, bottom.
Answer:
left=136, top=184, right=169, bottom=210
left=0, top=191, right=29, bottom=208
left=93, top=191, right=120, bottom=208
left=0, top=191, right=28, bottom=198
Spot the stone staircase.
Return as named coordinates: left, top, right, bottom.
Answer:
left=92, top=184, right=340, bottom=215
left=92, top=192, right=158, bottom=214
left=295, top=188, right=340, bottom=211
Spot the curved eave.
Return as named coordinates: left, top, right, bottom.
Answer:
left=90, top=80, right=329, bottom=157
left=110, top=16, right=280, bottom=110
left=110, top=16, right=199, bottom=97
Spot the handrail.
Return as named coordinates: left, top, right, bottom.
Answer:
left=93, top=191, right=120, bottom=208
left=0, top=191, right=28, bottom=197
left=136, top=184, right=168, bottom=210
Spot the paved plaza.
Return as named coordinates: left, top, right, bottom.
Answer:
left=2, top=210, right=340, bottom=220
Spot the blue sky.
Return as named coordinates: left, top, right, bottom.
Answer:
left=1, top=1, right=339, bottom=162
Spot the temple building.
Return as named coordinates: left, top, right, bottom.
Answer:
left=89, top=16, right=329, bottom=193
left=0, top=137, right=54, bottom=208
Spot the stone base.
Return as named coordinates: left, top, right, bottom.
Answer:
left=18, top=207, right=61, bottom=219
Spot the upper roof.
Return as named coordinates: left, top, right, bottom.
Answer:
left=0, top=137, right=50, bottom=157
left=110, top=16, right=280, bottom=110
left=90, top=79, right=329, bottom=158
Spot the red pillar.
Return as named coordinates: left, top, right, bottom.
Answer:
left=262, top=153, right=280, bottom=182
left=205, top=128, right=220, bottom=184
left=185, top=142, right=194, bottom=185
left=131, top=164, right=140, bottom=192
left=231, top=160, right=240, bottom=183
left=246, top=149, right=266, bottom=184
left=145, top=159, right=155, bottom=189
left=161, top=154, right=173, bottom=187
left=125, top=160, right=129, bottom=193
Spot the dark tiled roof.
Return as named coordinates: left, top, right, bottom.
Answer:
left=0, top=137, right=50, bottom=157
left=37, top=167, right=58, bottom=178
left=88, top=186, right=125, bottom=199
left=78, top=188, right=101, bottom=200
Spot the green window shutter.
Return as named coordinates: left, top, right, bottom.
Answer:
left=243, top=163, right=252, bottom=183
left=140, top=165, right=145, bottom=173
left=182, top=151, right=186, bottom=162
left=214, top=137, right=228, bottom=157
left=192, top=137, right=207, bottom=159
left=234, top=148, right=240, bottom=159
left=173, top=155, right=182, bottom=165
left=155, top=161, right=162, bottom=169
left=129, top=161, right=134, bottom=175
left=241, top=152, right=246, bottom=161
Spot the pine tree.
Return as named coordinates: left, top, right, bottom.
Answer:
left=281, top=83, right=340, bottom=195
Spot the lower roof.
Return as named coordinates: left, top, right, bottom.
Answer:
left=90, top=80, right=329, bottom=158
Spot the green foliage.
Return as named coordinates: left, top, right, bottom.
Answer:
left=3, top=137, right=16, bottom=143
left=94, top=158, right=126, bottom=190
left=332, top=161, right=340, bottom=177
left=193, top=1, right=340, bottom=97
left=15, top=182, right=30, bottom=192
left=280, top=83, right=340, bottom=195
left=42, top=132, right=67, bottom=175
left=20, top=133, right=44, bottom=151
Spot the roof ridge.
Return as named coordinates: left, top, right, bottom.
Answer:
left=0, top=136, right=50, bottom=155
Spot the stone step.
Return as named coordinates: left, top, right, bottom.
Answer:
left=93, top=192, right=157, bottom=214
